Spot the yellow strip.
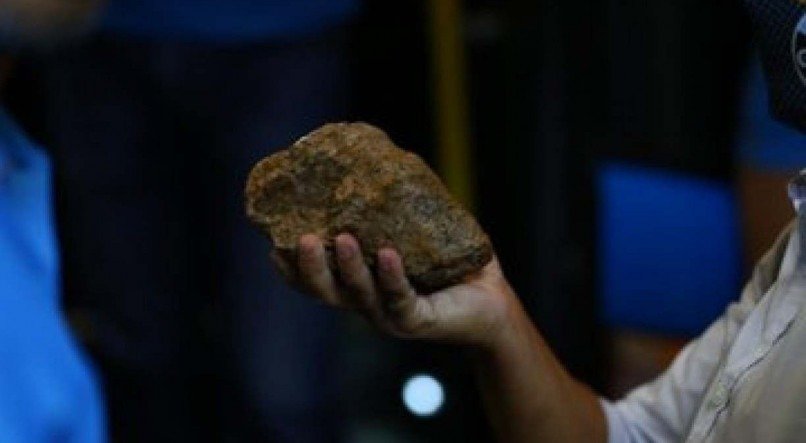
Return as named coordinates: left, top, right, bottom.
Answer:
left=428, top=0, right=474, bottom=211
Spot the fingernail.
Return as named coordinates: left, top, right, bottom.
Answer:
left=338, top=242, right=354, bottom=260
left=379, top=253, right=394, bottom=271
left=300, top=242, right=316, bottom=259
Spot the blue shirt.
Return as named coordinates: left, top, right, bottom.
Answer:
left=0, top=108, right=105, bottom=442
left=101, top=0, right=360, bottom=42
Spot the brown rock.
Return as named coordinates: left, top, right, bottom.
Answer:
left=244, top=122, right=493, bottom=292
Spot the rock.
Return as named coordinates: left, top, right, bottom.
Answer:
left=244, top=122, right=493, bottom=292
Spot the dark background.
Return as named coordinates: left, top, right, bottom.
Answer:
left=4, top=0, right=754, bottom=441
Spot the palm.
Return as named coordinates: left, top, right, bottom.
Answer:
left=397, top=259, right=514, bottom=346
left=288, top=234, right=516, bottom=349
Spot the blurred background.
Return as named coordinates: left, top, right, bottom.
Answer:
left=2, top=0, right=804, bottom=442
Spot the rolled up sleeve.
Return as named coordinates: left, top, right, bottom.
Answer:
left=598, top=223, right=792, bottom=442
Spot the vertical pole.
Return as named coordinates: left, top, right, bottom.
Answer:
left=428, top=0, right=474, bottom=211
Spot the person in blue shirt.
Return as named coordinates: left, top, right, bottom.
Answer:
left=0, top=1, right=106, bottom=440
left=0, top=107, right=105, bottom=443
left=42, top=1, right=358, bottom=441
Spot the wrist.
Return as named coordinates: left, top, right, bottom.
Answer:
left=473, top=282, right=531, bottom=356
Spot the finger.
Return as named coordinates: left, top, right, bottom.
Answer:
left=297, top=234, right=341, bottom=306
left=376, top=248, right=433, bottom=335
left=376, top=248, right=415, bottom=301
left=273, top=249, right=343, bottom=305
left=334, top=234, right=388, bottom=326
left=334, top=234, right=375, bottom=297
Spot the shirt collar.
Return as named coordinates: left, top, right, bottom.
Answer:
left=787, top=169, right=806, bottom=214
left=784, top=169, right=806, bottom=280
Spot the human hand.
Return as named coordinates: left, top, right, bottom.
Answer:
left=273, top=233, right=520, bottom=351
left=273, top=234, right=608, bottom=443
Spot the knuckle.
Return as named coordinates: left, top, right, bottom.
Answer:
left=341, top=256, right=365, bottom=276
left=393, top=310, right=430, bottom=335
left=298, top=261, right=319, bottom=279
left=378, top=277, right=402, bottom=294
left=301, top=275, right=332, bottom=297
left=353, top=287, right=378, bottom=309
left=338, top=269, right=361, bottom=287
left=301, top=256, right=324, bottom=274
left=299, top=245, right=323, bottom=266
left=341, top=269, right=371, bottom=292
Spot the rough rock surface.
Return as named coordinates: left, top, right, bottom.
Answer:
left=245, top=122, right=493, bottom=292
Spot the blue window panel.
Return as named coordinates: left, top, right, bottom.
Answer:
left=597, top=162, right=743, bottom=337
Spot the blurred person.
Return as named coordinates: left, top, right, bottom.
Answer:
left=0, top=0, right=105, bottom=441
left=278, top=1, right=806, bottom=442
left=737, top=55, right=806, bottom=264
left=42, top=0, right=357, bottom=441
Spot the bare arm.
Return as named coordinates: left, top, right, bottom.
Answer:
left=282, top=233, right=607, bottom=443
left=473, top=297, right=606, bottom=442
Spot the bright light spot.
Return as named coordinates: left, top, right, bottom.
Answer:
left=402, top=374, right=444, bottom=417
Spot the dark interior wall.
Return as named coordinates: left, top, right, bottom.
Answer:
left=478, top=0, right=608, bottom=389
left=471, top=0, right=750, bottom=389
left=605, top=0, right=751, bottom=178
left=2, top=0, right=752, bottom=440
left=348, top=1, right=434, bottom=161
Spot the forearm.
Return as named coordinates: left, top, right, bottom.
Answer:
left=286, top=237, right=607, bottom=441
left=473, top=299, right=607, bottom=443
